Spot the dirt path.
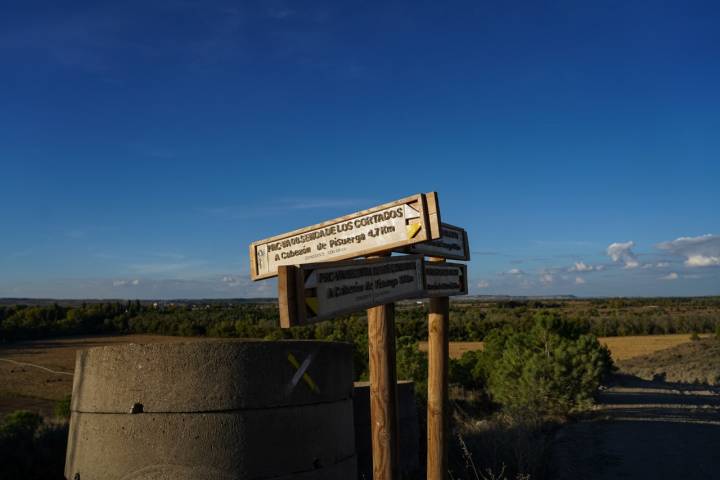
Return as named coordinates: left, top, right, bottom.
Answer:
left=552, top=374, right=720, bottom=479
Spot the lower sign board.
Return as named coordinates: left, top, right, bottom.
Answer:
left=278, top=255, right=426, bottom=327
left=249, top=192, right=441, bottom=280
left=278, top=256, right=469, bottom=327
left=405, top=223, right=470, bottom=261
left=424, top=262, right=468, bottom=297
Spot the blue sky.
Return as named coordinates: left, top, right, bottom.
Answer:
left=1, top=0, right=719, bottom=299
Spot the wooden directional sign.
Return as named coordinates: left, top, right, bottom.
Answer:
left=405, top=223, right=470, bottom=261
left=278, top=255, right=426, bottom=327
left=424, top=262, right=468, bottom=297
left=249, top=192, right=441, bottom=280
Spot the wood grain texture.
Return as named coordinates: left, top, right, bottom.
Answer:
left=427, top=256, right=449, bottom=480
left=249, top=192, right=439, bottom=280
left=278, top=265, right=301, bottom=328
left=368, top=302, right=400, bottom=480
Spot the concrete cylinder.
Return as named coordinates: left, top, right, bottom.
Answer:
left=65, top=340, right=356, bottom=480
left=352, top=380, right=420, bottom=479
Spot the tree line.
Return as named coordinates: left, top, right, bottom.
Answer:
left=2, top=297, right=719, bottom=344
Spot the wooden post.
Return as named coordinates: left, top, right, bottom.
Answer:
left=368, top=300, right=400, bottom=480
left=427, top=257, right=449, bottom=480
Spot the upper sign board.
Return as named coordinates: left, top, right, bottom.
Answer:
left=249, top=192, right=441, bottom=280
left=424, top=262, right=468, bottom=297
left=405, top=223, right=470, bottom=261
left=278, top=255, right=426, bottom=327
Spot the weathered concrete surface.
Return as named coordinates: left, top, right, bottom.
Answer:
left=114, top=455, right=357, bottom=480
left=71, top=340, right=353, bottom=413
left=66, top=401, right=355, bottom=480
left=65, top=340, right=357, bottom=480
left=353, top=380, right=420, bottom=479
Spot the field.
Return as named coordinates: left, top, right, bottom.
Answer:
left=420, top=333, right=711, bottom=360
left=0, top=334, right=192, bottom=418
left=1, top=331, right=711, bottom=419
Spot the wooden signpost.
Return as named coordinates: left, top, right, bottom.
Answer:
left=250, top=191, right=470, bottom=480
left=425, top=261, right=468, bottom=297
left=278, top=257, right=467, bottom=327
left=405, top=223, right=470, bottom=261
left=278, top=255, right=426, bottom=327
left=249, top=192, right=441, bottom=280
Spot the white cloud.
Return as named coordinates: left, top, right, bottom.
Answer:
left=607, top=241, right=640, bottom=269
left=540, top=273, right=554, bottom=285
left=686, top=255, right=720, bottom=267
left=477, top=280, right=490, bottom=289
left=655, top=262, right=670, bottom=268
left=222, top=275, right=244, bottom=287
left=113, top=279, right=140, bottom=287
left=507, top=268, right=524, bottom=275
left=569, top=262, right=595, bottom=272
left=575, top=276, right=586, bottom=285
left=656, top=234, right=720, bottom=267
left=661, top=272, right=679, bottom=281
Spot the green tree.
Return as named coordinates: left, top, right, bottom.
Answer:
left=483, top=313, right=613, bottom=415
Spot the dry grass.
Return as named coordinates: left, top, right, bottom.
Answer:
left=0, top=334, right=191, bottom=417
left=598, top=333, right=711, bottom=361
left=419, top=333, right=711, bottom=362
left=617, top=337, right=720, bottom=385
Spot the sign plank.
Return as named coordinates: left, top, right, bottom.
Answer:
left=405, top=223, right=470, bottom=261
left=278, top=256, right=469, bottom=327
left=249, top=192, right=442, bottom=280
left=424, top=262, right=468, bottom=297
left=279, top=255, right=426, bottom=327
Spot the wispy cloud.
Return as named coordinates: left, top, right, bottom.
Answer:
left=127, top=261, right=206, bottom=275
left=113, top=279, right=140, bottom=287
left=200, top=197, right=368, bottom=220
left=539, top=272, right=554, bottom=285
left=660, top=272, right=679, bottom=281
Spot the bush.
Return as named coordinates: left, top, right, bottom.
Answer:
left=395, top=336, right=428, bottom=400
left=482, top=313, right=613, bottom=416
left=0, top=410, right=68, bottom=479
left=54, top=395, right=72, bottom=419
left=450, top=350, right=489, bottom=390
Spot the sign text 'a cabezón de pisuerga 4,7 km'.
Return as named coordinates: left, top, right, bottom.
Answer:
left=278, top=256, right=469, bottom=327
left=249, top=192, right=441, bottom=280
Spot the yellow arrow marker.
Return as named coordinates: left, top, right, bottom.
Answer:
left=287, top=353, right=320, bottom=393
left=406, top=222, right=422, bottom=239
left=306, top=297, right=319, bottom=315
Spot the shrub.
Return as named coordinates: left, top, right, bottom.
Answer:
left=450, top=349, right=489, bottom=390
left=54, top=395, right=72, bottom=419
left=395, top=336, right=428, bottom=400
left=0, top=411, right=68, bottom=480
left=482, top=313, right=613, bottom=415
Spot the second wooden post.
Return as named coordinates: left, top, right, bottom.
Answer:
left=427, top=258, right=450, bottom=480
left=368, top=301, right=401, bottom=480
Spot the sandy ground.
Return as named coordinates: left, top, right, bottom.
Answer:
left=551, top=374, right=720, bottom=479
